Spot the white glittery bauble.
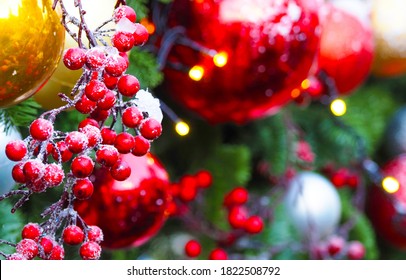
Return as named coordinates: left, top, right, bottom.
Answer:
left=283, top=172, right=341, bottom=241
left=383, top=106, right=406, bottom=158
left=0, top=123, right=22, bottom=195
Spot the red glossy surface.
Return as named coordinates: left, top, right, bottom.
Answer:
left=164, top=0, right=320, bottom=124
left=75, top=153, right=171, bottom=249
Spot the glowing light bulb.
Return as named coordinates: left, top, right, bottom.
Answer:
left=291, top=88, right=301, bottom=98
left=175, top=121, right=190, bottom=136
left=382, top=176, right=400, bottom=194
left=213, top=51, right=228, bottom=67
left=140, top=18, right=156, bottom=34
left=330, top=99, right=347, bottom=116
left=301, top=79, right=311, bottom=90
left=189, top=66, right=204, bottom=81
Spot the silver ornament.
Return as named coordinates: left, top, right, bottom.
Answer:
left=0, top=123, right=22, bottom=195
left=283, top=171, right=342, bottom=241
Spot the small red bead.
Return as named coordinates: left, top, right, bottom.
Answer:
left=327, top=236, right=345, bottom=257
left=16, top=239, right=39, bottom=260
left=63, top=225, right=85, bottom=245
left=330, top=168, right=350, bottom=188
left=63, top=47, right=86, bottom=70
left=90, top=108, right=110, bottom=122
left=103, top=72, right=119, bottom=89
left=184, top=240, right=201, bottom=258
left=80, top=241, right=102, bottom=260
left=224, top=187, right=248, bottom=207
left=179, top=175, right=198, bottom=202
left=110, top=159, right=131, bottom=181
left=71, top=155, right=94, bottom=178
left=65, top=131, right=89, bottom=154
left=43, top=163, right=64, bottom=187
left=12, top=163, right=27, bottom=183
left=228, top=206, right=248, bottom=229
left=132, top=135, right=150, bottom=156
left=122, top=106, right=143, bottom=128
left=208, top=248, right=228, bottom=260
left=133, top=23, right=149, bottom=46
left=5, top=140, right=27, bottom=161
left=85, top=47, right=106, bottom=70
left=114, top=5, right=137, bottom=23
left=244, top=216, right=264, bottom=234
left=117, top=74, right=140, bottom=97
left=21, top=223, right=42, bottom=241
left=30, top=118, right=54, bottom=141
left=101, top=127, right=117, bottom=145
left=195, top=170, right=213, bottom=189
left=96, top=145, right=119, bottom=167
left=23, top=160, right=44, bottom=181
left=114, top=132, right=135, bottom=154
left=72, top=178, right=94, bottom=200
left=39, top=236, right=54, bottom=257
left=139, top=118, right=162, bottom=140
left=87, top=225, right=104, bottom=243
left=105, top=54, right=128, bottom=77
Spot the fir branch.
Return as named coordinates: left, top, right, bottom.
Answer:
left=128, top=49, right=164, bottom=89
left=0, top=98, right=41, bottom=132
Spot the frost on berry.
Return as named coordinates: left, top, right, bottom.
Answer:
left=29, top=118, right=54, bottom=141
left=114, top=6, right=137, bottom=23
left=7, top=253, right=27, bottom=260
left=87, top=225, right=104, bottom=243
left=21, top=223, right=42, bottom=241
left=16, top=239, right=39, bottom=260
left=85, top=47, right=106, bottom=69
left=63, top=225, right=85, bottom=245
left=65, top=131, right=89, bottom=154
left=63, top=47, right=86, bottom=70
left=80, top=125, right=102, bottom=148
left=43, top=163, right=65, bottom=187
left=5, top=140, right=27, bottom=161
left=80, top=241, right=102, bottom=260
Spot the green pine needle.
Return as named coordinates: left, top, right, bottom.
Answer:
left=0, top=98, right=41, bottom=133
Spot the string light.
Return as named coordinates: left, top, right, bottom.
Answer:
left=301, top=79, right=311, bottom=90
left=189, top=65, right=204, bottom=81
left=175, top=121, right=190, bottom=136
left=213, top=51, right=228, bottom=67
left=330, top=99, right=347, bottom=116
left=291, top=88, right=301, bottom=98
left=140, top=18, right=156, bottom=34
left=382, top=176, right=400, bottom=194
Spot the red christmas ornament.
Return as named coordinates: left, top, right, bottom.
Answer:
left=163, top=0, right=320, bottom=124
left=75, top=153, right=171, bottom=249
left=316, top=3, right=374, bottom=94
left=366, top=155, right=406, bottom=249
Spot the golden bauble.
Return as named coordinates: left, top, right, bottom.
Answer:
left=372, top=0, right=406, bottom=77
left=34, top=0, right=117, bottom=110
left=0, top=0, right=65, bottom=108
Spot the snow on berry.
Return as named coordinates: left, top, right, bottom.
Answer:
left=63, top=225, right=85, bottom=246
left=97, top=90, right=117, bottom=110
left=112, top=31, right=135, bottom=53
left=105, top=54, right=128, bottom=77
left=21, top=223, right=42, bottom=241
left=49, top=244, right=65, bottom=260
left=85, top=47, right=106, bottom=70
left=114, top=6, right=137, bottom=23
left=80, top=241, right=102, bottom=260
left=80, top=125, right=102, bottom=148
left=139, top=118, right=162, bottom=140
left=63, top=47, right=86, bottom=70
left=5, top=140, right=27, bottom=161
left=87, top=225, right=104, bottom=243
left=23, top=159, right=45, bottom=181
left=134, top=89, right=163, bottom=123
left=29, top=118, right=53, bottom=141
left=65, top=131, right=89, bottom=154
left=43, top=163, right=65, bottom=187
left=52, top=141, right=73, bottom=163
left=96, top=145, right=119, bottom=167
left=16, top=239, right=39, bottom=260
left=7, top=253, right=27, bottom=260
left=101, top=127, right=117, bottom=145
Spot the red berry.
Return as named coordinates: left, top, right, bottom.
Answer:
left=122, top=106, right=143, bottom=128
left=30, top=118, right=53, bottom=141
left=16, top=239, right=38, bottom=260
left=23, top=160, right=44, bottom=181
left=114, top=5, right=137, bottom=23
left=132, top=135, right=150, bottom=156
left=87, top=225, right=104, bottom=243
left=28, top=180, right=47, bottom=193
left=85, top=47, right=106, bottom=70
left=114, top=132, right=135, bottom=154
left=65, top=131, right=89, bottom=153
left=195, top=170, right=212, bottom=189
left=7, top=253, right=27, bottom=260
left=139, top=118, right=162, bottom=140
left=90, top=108, right=110, bottom=122
left=12, top=163, right=27, bottom=183
left=78, top=118, right=99, bottom=129
left=347, top=241, right=365, bottom=260
left=63, top=225, right=85, bottom=245
left=110, top=159, right=131, bottom=181
left=85, top=80, right=108, bottom=102
left=49, top=244, right=65, bottom=260
left=224, top=187, right=248, bottom=207
left=208, top=248, right=227, bottom=260
left=80, top=125, right=102, bottom=148
left=103, top=72, right=119, bottom=89
left=52, top=141, right=73, bottom=163
left=327, top=236, right=345, bottom=257
left=179, top=175, right=198, bottom=202
left=80, top=241, right=101, bottom=260
left=21, top=223, right=42, bottom=241
left=39, top=236, right=54, bottom=257
left=331, top=168, right=350, bottom=188
left=133, top=23, right=149, bottom=46
left=228, top=206, right=248, bottom=229
left=112, top=31, right=135, bottom=53
left=347, top=173, right=359, bottom=189
left=72, top=178, right=94, bottom=200
left=117, top=74, right=140, bottom=97
left=63, top=47, right=86, bottom=70
left=97, top=90, right=116, bottom=110
left=43, top=164, right=64, bottom=187
left=5, top=140, right=27, bottom=161
left=101, top=127, right=117, bottom=145
left=105, top=54, right=128, bottom=77
left=244, top=216, right=264, bottom=234
left=96, top=145, right=119, bottom=167
left=184, top=240, right=201, bottom=258
left=75, top=95, right=97, bottom=114
left=71, top=155, right=94, bottom=178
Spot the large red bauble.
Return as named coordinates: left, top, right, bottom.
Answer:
left=316, top=3, right=374, bottom=94
left=163, top=0, right=320, bottom=124
left=366, top=155, right=406, bottom=249
left=75, top=153, right=171, bottom=249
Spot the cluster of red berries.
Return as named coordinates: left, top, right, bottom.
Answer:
left=313, top=235, right=366, bottom=260
left=322, top=165, right=360, bottom=189
left=184, top=240, right=228, bottom=260
left=6, top=223, right=103, bottom=260
left=2, top=4, right=162, bottom=261
left=224, top=187, right=264, bottom=235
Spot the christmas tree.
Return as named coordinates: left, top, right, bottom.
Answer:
left=1, top=0, right=406, bottom=261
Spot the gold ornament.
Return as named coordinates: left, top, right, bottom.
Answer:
left=34, top=0, right=117, bottom=110
left=372, top=0, right=406, bottom=77
left=0, top=0, right=65, bottom=108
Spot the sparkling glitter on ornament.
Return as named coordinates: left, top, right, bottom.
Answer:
left=284, top=171, right=342, bottom=241
left=163, top=0, right=320, bottom=124
left=0, top=0, right=65, bottom=108
left=75, top=153, right=171, bottom=249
